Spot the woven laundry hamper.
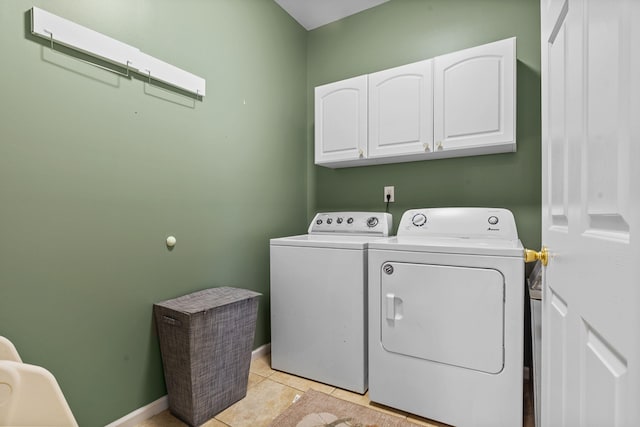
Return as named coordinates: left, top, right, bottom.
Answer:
left=154, top=287, right=261, bottom=427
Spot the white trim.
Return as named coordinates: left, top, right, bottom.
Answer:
left=106, top=344, right=272, bottom=426
left=251, top=343, right=271, bottom=361
left=104, top=395, right=168, bottom=427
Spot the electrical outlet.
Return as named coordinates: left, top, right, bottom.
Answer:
left=384, top=186, right=395, bottom=203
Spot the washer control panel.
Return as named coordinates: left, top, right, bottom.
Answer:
left=398, top=208, right=518, bottom=239
left=309, top=212, right=393, bottom=236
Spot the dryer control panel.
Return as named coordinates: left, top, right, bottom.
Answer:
left=398, top=207, right=518, bottom=240
left=309, top=212, right=392, bottom=236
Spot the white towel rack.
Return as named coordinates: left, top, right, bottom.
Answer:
left=30, top=7, right=206, bottom=97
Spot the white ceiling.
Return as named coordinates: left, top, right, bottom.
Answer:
left=274, top=0, right=390, bottom=30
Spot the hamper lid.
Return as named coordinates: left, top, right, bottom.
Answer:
left=154, top=287, right=261, bottom=314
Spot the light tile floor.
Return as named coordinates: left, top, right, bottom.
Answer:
left=136, top=353, right=535, bottom=427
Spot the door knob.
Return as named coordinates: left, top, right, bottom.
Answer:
left=524, top=247, right=548, bottom=267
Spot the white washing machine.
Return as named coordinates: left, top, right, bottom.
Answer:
left=270, top=212, right=392, bottom=393
left=368, top=208, right=524, bottom=427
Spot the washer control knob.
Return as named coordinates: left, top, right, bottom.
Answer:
left=366, top=217, right=379, bottom=228
left=347, top=217, right=354, bottom=224
left=327, top=218, right=333, bottom=224
left=316, top=219, right=323, bottom=225
left=336, top=217, right=343, bottom=224
left=488, top=216, right=499, bottom=225
left=412, top=213, right=427, bottom=227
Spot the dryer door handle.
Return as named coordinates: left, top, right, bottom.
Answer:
left=385, top=293, right=403, bottom=320
left=386, top=293, right=396, bottom=320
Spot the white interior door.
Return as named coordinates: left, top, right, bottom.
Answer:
left=541, top=0, right=640, bottom=426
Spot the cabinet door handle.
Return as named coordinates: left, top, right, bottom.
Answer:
left=437, top=141, right=444, bottom=151
left=423, top=143, right=431, bottom=152
left=358, top=148, right=364, bottom=158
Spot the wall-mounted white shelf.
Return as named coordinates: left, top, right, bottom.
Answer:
left=134, top=52, right=204, bottom=97
left=30, top=6, right=206, bottom=97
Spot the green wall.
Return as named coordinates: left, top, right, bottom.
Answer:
left=307, top=0, right=541, bottom=249
left=0, top=1, right=306, bottom=425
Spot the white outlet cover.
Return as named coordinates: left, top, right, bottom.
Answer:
left=384, top=186, right=395, bottom=202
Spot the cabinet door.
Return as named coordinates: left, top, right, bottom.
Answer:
left=434, top=37, right=516, bottom=152
left=368, top=60, right=433, bottom=158
left=314, top=75, right=368, bottom=165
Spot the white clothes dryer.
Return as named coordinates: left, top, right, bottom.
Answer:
left=270, top=212, right=392, bottom=393
left=368, top=208, right=524, bottom=427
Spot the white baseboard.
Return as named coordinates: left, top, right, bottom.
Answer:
left=104, top=395, right=168, bottom=427
left=251, top=342, right=271, bottom=360
left=106, top=344, right=272, bottom=426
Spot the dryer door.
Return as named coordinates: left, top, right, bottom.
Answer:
left=381, top=262, right=505, bottom=373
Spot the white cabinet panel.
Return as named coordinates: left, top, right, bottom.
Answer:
left=314, top=76, right=367, bottom=165
left=368, top=60, right=433, bottom=158
left=434, top=37, right=516, bottom=153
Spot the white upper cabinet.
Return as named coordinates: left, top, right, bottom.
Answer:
left=314, top=37, right=516, bottom=168
left=314, top=75, right=368, bottom=165
left=433, top=37, right=516, bottom=153
left=368, top=59, right=434, bottom=159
